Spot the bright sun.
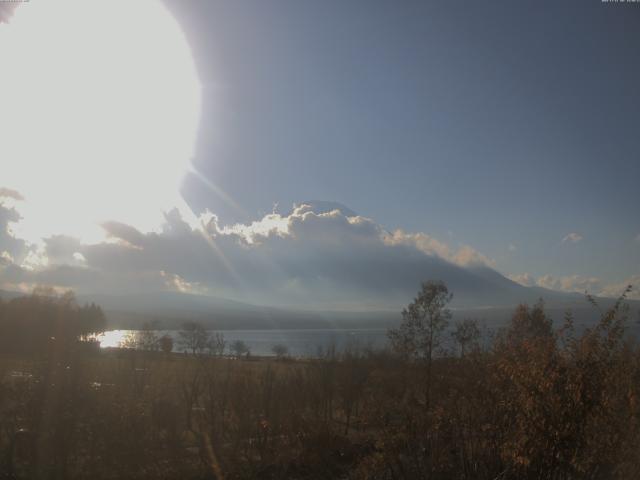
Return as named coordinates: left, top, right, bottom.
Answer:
left=0, top=0, right=201, bottom=244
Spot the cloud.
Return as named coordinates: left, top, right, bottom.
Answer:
left=386, top=230, right=452, bottom=261
left=43, top=235, right=83, bottom=265
left=599, top=276, right=640, bottom=301
left=507, top=272, right=535, bottom=287
left=101, top=221, right=147, bottom=248
left=452, top=245, right=496, bottom=268
left=0, top=188, right=24, bottom=201
left=0, top=3, right=18, bottom=24
left=635, top=233, right=640, bottom=243
left=386, top=231, right=495, bottom=268
left=508, top=243, right=517, bottom=252
left=0, top=194, right=29, bottom=265
left=1, top=262, right=179, bottom=296
left=530, top=273, right=601, bottom=293
left=508, top=272, right=640, bottom=300
left=535, top=274, right=559, bottom=290
left=558, top=275, right=602, bottom=293
left=535, top=274, right=601, bottom=293
left=0, top=202, right=501, bottom=307
left=562, top=232, right=583, bottom=244
left=2, top=199, right=637, bottom=308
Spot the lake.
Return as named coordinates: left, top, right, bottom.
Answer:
left=96, top=328, right=391, bottom=357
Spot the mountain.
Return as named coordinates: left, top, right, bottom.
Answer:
left=92, top=291, right=637, bottom=332
left=77, top=265, right=637, bottom=330
left=1, top=281, right=637, bottom=331
left=78, top=291, right=398, bottom=330
left=2, top=263, right=636, bottom=331
left=463, top=265, right=586, bottom=308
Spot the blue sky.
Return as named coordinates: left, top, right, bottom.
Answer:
left=173, top=0, right=639, bottom=287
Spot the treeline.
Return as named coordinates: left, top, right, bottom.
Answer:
left=122, top=320, right=257, bottom=358
left=0, top=282, right=639, bottom=479
left=0, top=287, right=106, bottom=354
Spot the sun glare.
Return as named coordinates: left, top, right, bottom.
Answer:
left=0, top=0, right=201, bottom=244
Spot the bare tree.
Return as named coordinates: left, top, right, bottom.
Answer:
left=178, top=321, right=210, bottom=355
left=137, top=322, right=160, bottom=351
left=207, top=332, right=226, bottom=356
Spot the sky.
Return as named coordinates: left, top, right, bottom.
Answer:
left=173, top=0, right=640, bottom=288
left=0, top=0, right=639, bottom=306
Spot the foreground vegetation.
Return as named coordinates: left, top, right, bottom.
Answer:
left=0, top=283, right=639, bottom=479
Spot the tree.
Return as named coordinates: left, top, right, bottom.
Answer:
left=504, top=300, right=553, bottom=346
left=271, top=344, right=289, bottom=359
left=451, top=318, right=481, bottom=357
left=0, top=288, right=106, bottom=355
left=178, top=321, right=210, bottom=355
left=388, top=280, right=452, bottom=409
left=159, top=334, right=174, bottom=355
left=137, top=321, right=160, bottom=351
left=76, top=302, right=107, bottom=339
left=230, top=340, right=250, bottom=359
left=207, top=332, right=226, bottom=356
left=121, top=321, right=160, bottom=351
left=388, top=280, right=452, bottom=361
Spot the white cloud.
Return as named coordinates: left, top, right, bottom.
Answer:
left=2, top=198, right=637, bottom=308
left=535, top=274, right=601, bottom=294
left=562, top=232, right=583, bottom=244
left=507, top=272, right=639, bottom=300
left=508, top=243, right=517, bottom=252
left=0, top=188, right=24, bottom=201
left=507, top=272, right=535, bottom=287
left=558, top=275, right=602, bottom=293
left=451, top=245, right=496, bottom=268
left=386, top=231, right=495, bottom=268
left=387, top=230, right=452, bottom=260
left=0, top=201, right=500, bottom=307
left=43, top=235, right=83, bottom=265
left=0, top=192, right=30, bottom=265
left=160, top=270, right=208, bottom=295
left=536, top=274, right=559, bottom=290
left=599, top=276, right=640, bottom=301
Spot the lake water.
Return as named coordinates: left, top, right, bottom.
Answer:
left=96, top=328, right=391, bottom=357
left=96, top=322, right=634, bottom=357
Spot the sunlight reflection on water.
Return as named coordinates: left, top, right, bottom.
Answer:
left=95, top=330, right=130, bottom=348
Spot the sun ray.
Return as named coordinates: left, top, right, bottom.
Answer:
left=188, top=166, right=249, bottom=220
